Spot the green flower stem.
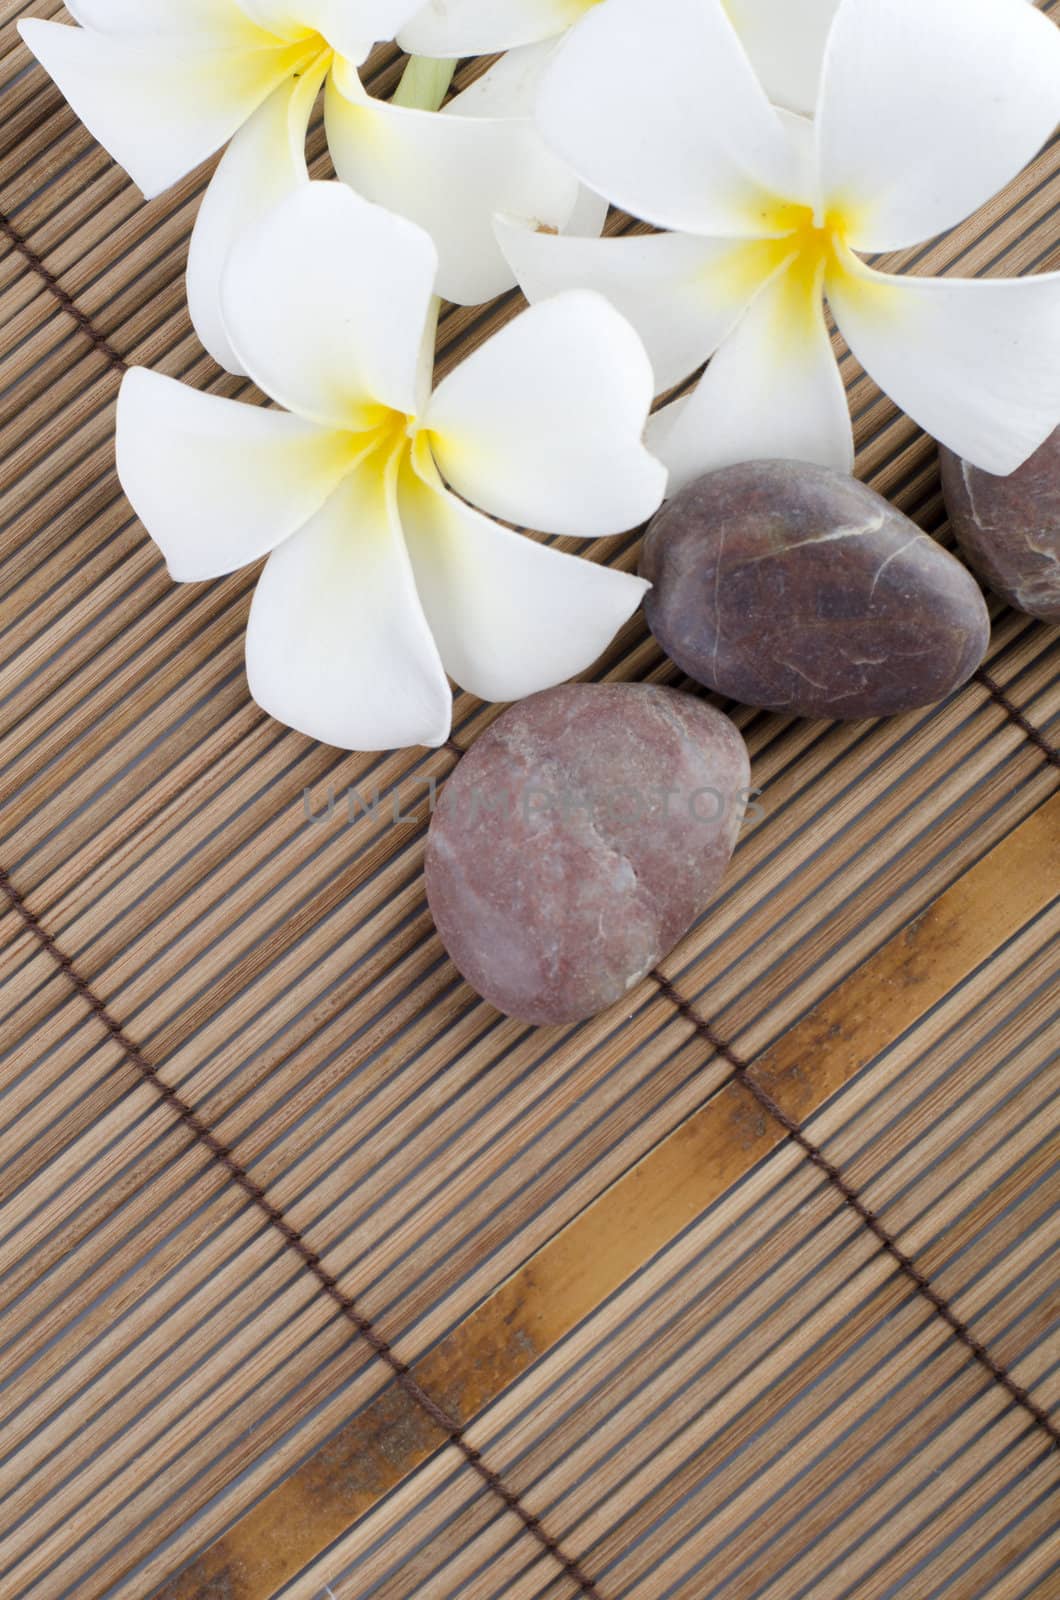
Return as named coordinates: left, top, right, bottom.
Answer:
left=392, top=55, right=458, bottom=112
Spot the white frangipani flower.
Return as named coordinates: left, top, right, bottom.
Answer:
left=115, top=184, right=665, bottom=753
left=19, top=0, right=588, bottom=374
left=497, top=0, right=1060, bottom=487
left=401, top=0, right=843, bottom=118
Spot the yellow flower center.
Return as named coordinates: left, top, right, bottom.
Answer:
left=293, top=31, right=333, bottom=71
left=236, top=2, right=336, bottom=68
left=769, top=206, right=847, bottom=342
left=761, top=202, right=853, bottom=290
left=701, top=199, right=870, bottom=351
left=329, top=408, right=441, bottom=499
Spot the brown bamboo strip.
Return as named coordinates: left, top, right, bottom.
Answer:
left=2, top=700, right=1056, bottom=1401
left=292, top=1100, right=1056, bottom=1600
left=900, top=1479, right=1058, bottom=1600
left=114, top=795, right=1060, bottom=1600
left=665, top=666, right=1058, bottom=1057
left=652, top=970, right=1059, bottom=1438
left=14, top=999, right=1048, bottom=1571
left=112, top=1145, right=1056, bottom=1600
left=0, top=872, right=609, bottom=1600
left=64, top=947, right=1060, bottom=1600
left=465, top=1040, right=1058, bottom=1599
left=976, top=1528, right=1060, bottom=1600
left=2, top=966, right=1043, bottom=1542
left=384, top=934, right=1060, bottom=1452
left=366, top=1340, right=1059, bottom=1600
left=376, top=1183, right=1058, bottom=1598
left=2, top=934, right=1043, bottom=1600
left=577, top=1159, right=1059, bottom=1600
left=0, top=681, right=1050, bottom=1433
left=382, top=1043, right=1060, bottom=1593
left=4, top=659, right=1056, bottom=1401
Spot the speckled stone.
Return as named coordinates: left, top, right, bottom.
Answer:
left=425, top=683, right=750, bottom=1026
left=940, top=430, right=1060, bottom=623
left=641, top=461, right=991, bottom=720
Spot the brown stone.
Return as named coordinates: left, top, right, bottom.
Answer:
left=425, top=683, right=750, bottom=1026
left=641, top=461, right=991, bottom=720
left=940, top=430, right=1060, bottom=623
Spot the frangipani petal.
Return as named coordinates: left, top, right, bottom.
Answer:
left=726, top=0, right=839, bottom=117
left=453, top=51, right=609, bottom=242
left=774, top=109, right=819, bottom=204
left=399, top=468, right=649, bottom=703
left=536, top=0, right=805, bottom=237
left=445, top=39, right=559, bottom=118
left=65, top=0, right=261, bottom=37
left=325, top=63, right=579, bottom=304
left=817, top=0, right=1060, bottom=252
left=495, top=217, right=783, bottom=394
left=427, top=291, right=666, bottom=537
left=401, top=0, right=839, bottom=115
left=649, top=262, right=853, bottom=493
left=828, top=256, right=1060, bottom=476
left=399, top=0, right=585, bottom=57
left=221, top=182, right=438, bottom=428
left=188, top=58, right=328, bottom=374
left=115, top=368, right=360, bottom=582
left=17, top=19, right=308, bottom=198
left=246, top=458, right=453, bottom=751
left=237, top=0, right=424, bottom=59
left=562, top=183, right=611, bottom=243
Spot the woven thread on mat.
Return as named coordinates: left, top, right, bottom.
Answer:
left=650, top=971, right=1060, bottom=1449
left=0, top=211, right=129, bottom=372
left=0, top=868, right=604, bottom=1600
left=975, top=667, right=1060, bottom=770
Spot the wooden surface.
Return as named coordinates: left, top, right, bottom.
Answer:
left=1, top=4, right=1058, bottom=1598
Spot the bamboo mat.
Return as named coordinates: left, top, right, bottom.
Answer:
left=1, top=2, right=1058, bottom=1597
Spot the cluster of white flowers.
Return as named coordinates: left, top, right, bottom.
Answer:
left=21, top=0, right=1060, bottom=750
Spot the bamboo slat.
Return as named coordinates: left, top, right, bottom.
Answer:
left=1, top=4, right=1058, bottom=1599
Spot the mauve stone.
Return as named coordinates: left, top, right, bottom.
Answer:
left=425, top=683, right=750, bottom=1026
left=641, top=461, right=991, bottom=720
left=940, top=430, right=1060, bottom=623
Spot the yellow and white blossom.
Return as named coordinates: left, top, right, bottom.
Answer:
left=19, top=0, right=588, bottom=372
left=115, top=184, right=665, bottom=752
left=497, top=0, right=1060, bottom=484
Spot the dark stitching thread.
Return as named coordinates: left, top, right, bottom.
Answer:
left=974, top=667, right=1060, bottom=771
left=0, top=866, right=603, bottom=1600
left=0, top=210, right=129, bottom=373
left=651, top=971, right=1060, bottom=1449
